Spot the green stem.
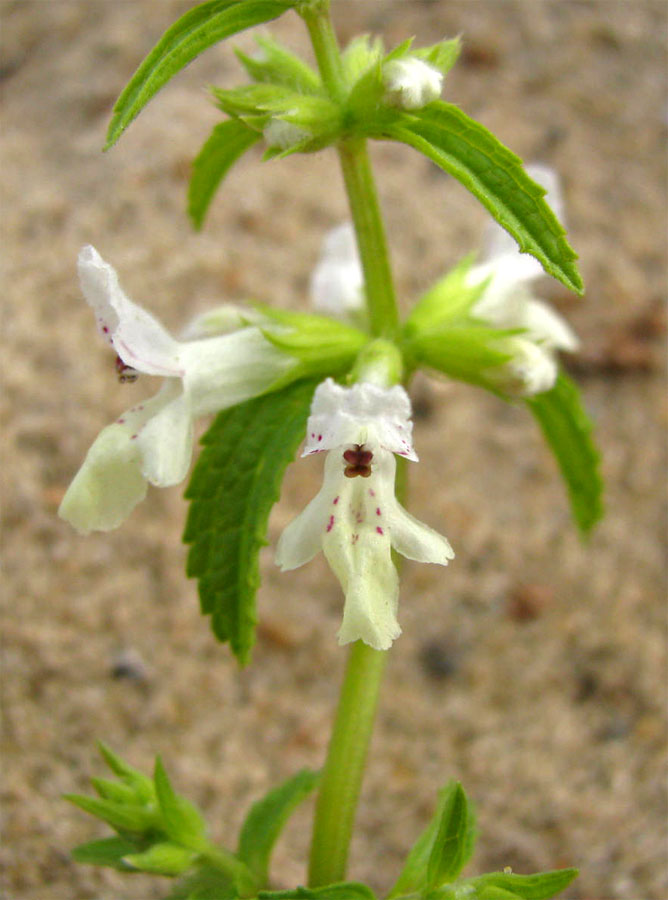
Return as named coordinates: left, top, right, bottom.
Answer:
left=299, top=1, right=404, bottom=885
left=337, top=139, right=401, bottom=340
left=308, top=640, right=388, bottom=885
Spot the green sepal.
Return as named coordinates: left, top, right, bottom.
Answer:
left=414, top=37, right=462, bottom=75
left=63, top=793, right=157, bottom=835
left=403, top=323, right=516, bottom=391
left=235, top=34, right=322, bottom=93
left=123, top=841, right=198, bottom=876
left=468, top=868, right=578, bottom=900
left=259, top=884, right=377, bottom=899
left=183, top=378, right=319, bottom=664
left=189, top=119, right=261, bottom=230
left=340, top=34, right=384, bottom=88
left=70, top=835, right=138, bottom=871
left=256, top=306, right=367, bottom=375
left=404, top=256, right=485, bottom=335
left=427, top=781, right=476, bottom=887
left=167, top=866, right=237, bottom=900
left=525, top=372, right=603, bottom=534
left=105, top=0, right=294, bottom=148
left=97, top=741, right=156, bottom=804
left=90, top=776, right=138, bottom=806
left=389, top=781, right=476, bottom=898
left=378, top=102, right=583, bottom=295
left=154, top=756, right=208, bottom=851
left=238, top=769, right=320, bottom=885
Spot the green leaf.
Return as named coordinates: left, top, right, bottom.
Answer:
left=525, top=372, right=603, bottom=534
left=154, top=757, right=208, bottom=851
left=64, top=793, right=156, bottom=834
left=381, top=102, right=583, bottom=295
left=478, top=888, right=522, bottom=900
left=189, top=119, right=261, bottom=229
left=183, top=378, right=318, bottom=664
left=90, top=776, right=137, bottom=805
left=389, top=782, right=476, bottom=898
left=238, top=769, right=319, bottom=885
left=124, top=841, right=197, bottom=876
left=470, top=869, right=578, bottom=900
left=427, top=782, right=476, bottom=887
left=105, top=0, right=293, bottom=149
left=71, top=835, right=138, bottom=870
left=259, top=884, right=377, bottom=899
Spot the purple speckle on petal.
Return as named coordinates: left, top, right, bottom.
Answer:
left=376, top=507, right=381, bottom=516
left=326, top=515, right=335, bottom=533
left=318, top=434, right=322, bottom=442
left=117, top=418, right=125, bottom=424
left=130, top=434, right=138, bottom=440
left=376, top=526, right=384, bottom=535
left=368, top=489, right=376, bottom=497
left=333, top=496, right=339, bottom=505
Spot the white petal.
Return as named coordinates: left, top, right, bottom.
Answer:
left=388, top=503, right=454, bottom=564
left=310, top=223, right=365, bottom=321
left=383, top=58, right=443, bottom=110
left=275, top=452, right=344, bottom=571
left=327, top=529, right=401, bottom=651
left=181, top=328, right=295, bottom=417
left=522, top=298, right=580, bottom=352
left=136, top=383, right=194, bottom=487
left=78, top=245, right=183, bottom=377
left=57, top=405, right=158, bottom=533
left=302, top=378, right=418, bottom=461
left=491, top=337, right=558, bottom=397
left=180, top=305, right=266, bottom=340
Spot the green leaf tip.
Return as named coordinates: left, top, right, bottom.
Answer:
left=183, top=378, right=319, bottom=664
left=105, top=0, right=294, bottom=150
left=526, top=372, right=604, bottom=535
left=379, top=102, right=584, bottom=296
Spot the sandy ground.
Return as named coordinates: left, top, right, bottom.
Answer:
left=1, top=1, right=666, bottom=898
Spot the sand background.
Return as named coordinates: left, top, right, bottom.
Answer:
left=1, top=1, right=666, bottom=898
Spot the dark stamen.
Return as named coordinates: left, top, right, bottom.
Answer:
left=343, top=444, right=373, bottom=478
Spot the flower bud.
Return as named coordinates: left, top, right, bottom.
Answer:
left=383, top=57, right=443, bottom=110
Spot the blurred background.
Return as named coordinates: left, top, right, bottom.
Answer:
left=1, top=1, right=666, bottom=897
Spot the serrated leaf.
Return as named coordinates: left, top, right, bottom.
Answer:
left=470, top=868, right=578, bottom=900
left=389, top=782, right=476, bottom=898
left=380, top=102, right=583, bottom=295
left=105, top=0, right=293, bottom=149
left=427, top=782, right=476, bottom=887
left=154, top=757, right=208, bottom=850
left=189, top=119, right=261, bottom=229
left=123, top=841, right=197, bottom=875
left=184, top=378, right=318, bottom=664
left=525, top=372, right=603, bottom=534
left=238, top=769, right=319, bottom=885
left=71, top=835, right=138, bottom=870
left=64, top=793, right=155, bottom=834
left=259, top=884, right=376, bottom=899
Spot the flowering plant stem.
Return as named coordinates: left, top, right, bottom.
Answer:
left=300, top=0, right=403, bottom=885
left=308, top=640, right=388, bottom=885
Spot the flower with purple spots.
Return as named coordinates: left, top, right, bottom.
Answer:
left=275, top=378, right=453, bottom=650
left=59, top=246, right=296, bottom=534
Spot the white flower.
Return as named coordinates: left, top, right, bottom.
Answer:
left=263, top=117, right=309, bottom=151
left=309, top=223, right=365, bottom=324
left=59, top=245, right=295, bottom=534
left=383, top=57, right=443, bottom=110
left=467, top=164, right=579, bottom=395
left=276, top=378, right=453, bottom=650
